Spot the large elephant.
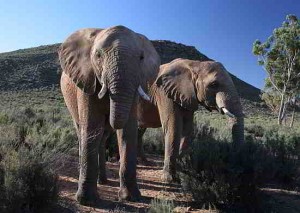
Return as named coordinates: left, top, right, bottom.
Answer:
left=59, top=26, right=160, bottom=205
left=137, top=58, right=244, bottom=181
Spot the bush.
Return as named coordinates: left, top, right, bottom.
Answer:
left=1, top=107, right=77, bottom=154
left=0, top=112, right=9, bottom=125
left=245, top=124, right=264, bottom=137
left=0, top=145, right=59, bottom=212
left=143, top=128, right=164, bottom=154
left=148, top=198, right=175, bottom=213
left=178, top=123, right=299, bottom=210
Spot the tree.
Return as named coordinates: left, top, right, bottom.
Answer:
left=261, top=90, right=281, bottom=114
left=253, top=14, right=300, bottom=125
left=288, top=96, right=298, bottom=127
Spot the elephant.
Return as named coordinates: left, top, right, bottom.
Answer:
left=98, top=58, right=244, bottom=183
left=147, top=59, right=244, bottom=181
left=59, top=25, right=160, bottom=205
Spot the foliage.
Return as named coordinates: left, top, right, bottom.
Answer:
left=148, top=198, right=175, bottom=213
left=178, top=122, right=300, bottom=210
left=0, top=144, right=59, bottom=212
left=253, top=14, right=300, bottom=125
left=0, top=107, right=77, bottom=154
left=0, top=106, right=77, bottom=212
left=143, top=128, right=165, bottom=154
left=245, top=124, right=264, bottom=137
left=261, top=91, right=281, bottom=114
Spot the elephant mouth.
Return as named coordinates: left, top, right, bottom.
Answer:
left=200, top=101, right=238, bottom=118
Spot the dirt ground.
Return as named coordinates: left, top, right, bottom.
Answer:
left=57, top=154, right=207, bottom=213
left=57, top=154, right=300, bottom=213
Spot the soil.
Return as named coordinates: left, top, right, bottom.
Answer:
left=57, top=154, right=207, bottom=213
left=56, top=154, right=300, bottom=213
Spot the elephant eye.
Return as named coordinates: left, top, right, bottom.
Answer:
left=140, top=52, right=144, bottom=60
left=209, top=82, right=219, bottom=89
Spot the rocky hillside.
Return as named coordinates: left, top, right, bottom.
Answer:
left=0, top=40, right=261, bottom=102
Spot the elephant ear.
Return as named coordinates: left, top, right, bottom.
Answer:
left=58, top=28, right=103, bottom=94
left=137, top=34, right=161, bottom=89
left=156, top=66, right=198, bottom=111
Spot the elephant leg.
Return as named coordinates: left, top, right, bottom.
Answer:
left=179, top=112, right=194, bottom=157
left=76, top=93, right=104, bottom=206
left=98, top=129, right=111, bottom=184
left=159, top=108, right=183, bottom=182
left=72, top=120, right=81, bottom=168
left=161, top=118, right=182, bottom=182
left=117, top=109, right=141, bottom=201
left=137, top=127, right=149, bottom=164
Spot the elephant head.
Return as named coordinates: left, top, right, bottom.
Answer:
left=156, top=59, right=244, bottom=144
left=59, top=26, right=160, bottom=129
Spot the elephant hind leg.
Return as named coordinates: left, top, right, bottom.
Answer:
left=98, top=128, right=111, bottom=184
left=179, top=111, right=194, bottom=157
left=137, top=127, right=149, bottom=165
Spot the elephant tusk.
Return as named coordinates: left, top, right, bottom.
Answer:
left=138, top=86, right=151, bottom=101
left=98, top=82, right=107, bottom=99
left=222, top=108, right=235, bottom=118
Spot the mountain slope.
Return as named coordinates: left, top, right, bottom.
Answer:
left=0, top=41, right=261, bottom=102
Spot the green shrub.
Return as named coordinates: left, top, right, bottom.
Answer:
left=0, top=112, right=9, bottom=124
left=245, top=124, right=265, bottom=137
left=178, top=123, right=299, bottom=210
left=0, top=145, right=59, bottom=212
left=148, top=198, right=175, bottom=213
left=0, top=106, right=75, bottom=212
left=143, top=128, right=164, bottom=154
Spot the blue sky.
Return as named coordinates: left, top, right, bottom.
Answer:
left=0, top=0, right=299, bottom=89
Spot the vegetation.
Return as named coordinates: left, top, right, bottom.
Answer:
left=0, top=146, right=59, bottom=212
left=0, top=107, right=76, bottom=212
left=148, top=198, right=175, bottom=213
left=253, top=14, right=300, bottom=125
left=177, top=120, right=299, bottom=211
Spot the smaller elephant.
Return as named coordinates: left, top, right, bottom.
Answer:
left=138, top=59, right=245, bottom=181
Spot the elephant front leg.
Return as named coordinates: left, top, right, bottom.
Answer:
left=76, top=123, right=104, bottom=206
left=162, top=116, right=183, bottom=183
left=117, top=116, right=141, bottom=201
left=76, top=93, right=105, bottom=206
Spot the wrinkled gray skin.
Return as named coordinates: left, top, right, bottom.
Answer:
left=98, top=59, right=244, bottom=183
left=59, top=26, right=160, bottom=205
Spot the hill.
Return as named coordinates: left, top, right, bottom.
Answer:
left=0, top=40, right=261, bottom=102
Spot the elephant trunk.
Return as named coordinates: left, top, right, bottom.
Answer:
left=216, top=90, right=244, bottom=145
left=107, top=69, right=137, bottom=129
left=229, top=116, right=244, bottom=145
left=109, top=94, right=134, bottom=129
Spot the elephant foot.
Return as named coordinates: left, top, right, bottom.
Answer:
left=118, top=186, right=141, bottom=201
left=76, top=187, right=99, bottom=206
